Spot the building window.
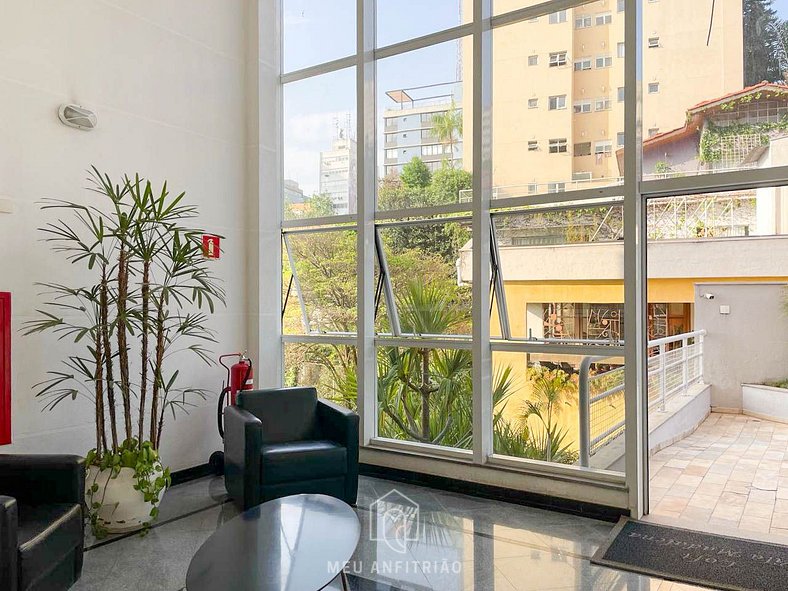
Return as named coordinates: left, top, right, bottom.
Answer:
left=527, top=140, right=539, bottom=151
left=574, top=58, right=592, bottom=71
left=549, top=51, right=567, bottom=67
left=648, top=36, right=660, bottom=48
left=549, top=138, right=568, bottom=153
left=618, top=87, right=625, bottom=102
left=572, top=172, right=592, bottom=182
left=548, top=95, right=567, bottom=110
left=575, top=15, right=592, bottom=29
left=595, top=97, right=612, bottom=111
left=549, top=10, right=567, bottom=24
left=595, top=55, right=613, bottom=68
left=528, top=54, right=538, bottom=66
left=617, top=132, right=625, bottom=147
left=648, top=82, right=660, bottom=94
left=574, top=100, right=592, bottom=114
left=385, top=149, right=398, bottom=159
left=548, top=182, right=566, bottom=193
left=617, top=0, right=625, bottom=12
left=421, top=144, right=447, bottom=157
left=594, top=140, right=613, bottom=156
left=648, top=127, right=660, bottom=137
left=527, top=98, right=538, bottom=109
left=527, top=183, right=538, bottom=193
left=574, top=142, right=592, bottom=156
left=595, top=12, right=612, bottom=26
left=617, top=42, right=625, bottom=58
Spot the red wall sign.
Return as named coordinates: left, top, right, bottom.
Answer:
left=202, top=234, right=221, bottom=260
left=0, top=292, right=10, bottom=445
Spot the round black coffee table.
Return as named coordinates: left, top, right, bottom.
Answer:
left=186, top=494, right=360, bottom=591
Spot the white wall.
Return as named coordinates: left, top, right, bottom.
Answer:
left=695, top=282, right=788, bottom=411
left=0, top=0, right=262, bottom=471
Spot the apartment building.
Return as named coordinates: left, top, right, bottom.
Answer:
left=461, top=0, right=744, bottom=196
left=319, top=135, right=357, bottom=215
left=382, top=84, right=463, bottom=177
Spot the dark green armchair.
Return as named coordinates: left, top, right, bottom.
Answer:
left=223, top=387, right=359, bottom=510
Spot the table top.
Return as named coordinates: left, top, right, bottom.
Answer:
left=185, top=494, right=360, bottom=591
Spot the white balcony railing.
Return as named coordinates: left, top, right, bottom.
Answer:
left=577, top=329, right=706, bottom=466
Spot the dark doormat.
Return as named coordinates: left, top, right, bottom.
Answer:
left=592, top=518, right=788, bottom=591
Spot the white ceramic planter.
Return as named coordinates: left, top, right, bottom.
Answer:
left=86, top=466, right=166, bottom=533
left=742, top=383, right=788, bottom=424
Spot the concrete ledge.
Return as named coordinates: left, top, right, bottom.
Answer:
left=648, top=384, right=711, bottom=455
left=742, top=383, right=788, bottom=424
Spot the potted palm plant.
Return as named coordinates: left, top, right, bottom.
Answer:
left=25, top=167, right=224, bottom=536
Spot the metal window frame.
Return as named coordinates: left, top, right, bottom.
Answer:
left=274, top=0, right=788, bottom=518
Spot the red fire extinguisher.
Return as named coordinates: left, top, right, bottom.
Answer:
left=221, top=352, right=254, bottom=406
left=210, top=352, right=254, bottom=474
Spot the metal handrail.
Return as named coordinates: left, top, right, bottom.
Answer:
left=578, top=329, right=706, bottom=467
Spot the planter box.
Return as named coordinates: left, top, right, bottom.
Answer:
left=742, top=383, right=788, bottom=424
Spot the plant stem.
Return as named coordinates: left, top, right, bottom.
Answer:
left=138, top=259, right=151, bottom=443
left=100, top=265, right=119, bottom=450
left=94, top=331, right=106, bottom=456
left=150, top=300, right=166, bottom=449
left=116, top=246, right=132, bottom=442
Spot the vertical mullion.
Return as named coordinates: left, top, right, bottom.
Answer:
left=623, top=0, right=647, bottom=518
left=472, top=0, right=493, bottom=463
left=357, top=0, right=376, bottom=445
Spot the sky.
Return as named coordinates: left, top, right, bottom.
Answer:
left=281, top=0, right=788, bottom=198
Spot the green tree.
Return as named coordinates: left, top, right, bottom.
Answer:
left=431, top=100, right=463, bottom=167
left=430, top=165, right=472, bottom=206
left=400, top=157, right=432, bottom=189
left=744, top=0, right=784, bottom=85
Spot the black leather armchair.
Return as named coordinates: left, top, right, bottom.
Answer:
left=224, top=387, right=359, bottom=510
left=0, top=454, right=85, bottom=591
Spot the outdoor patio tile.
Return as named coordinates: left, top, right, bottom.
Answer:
left=771, top=511, right=788, bottom=527
left=708, top=516, right=741, bottom=530
left=700, top=473, right=728, bottom=485
left=655, top=496, right=690, bottom=513
left=718, top=491, right=748, bottom=507
left=665, top=459, right=690, bottom=469
left=679, top=506, right=714, bottom=523
left=742, top=501, right=774, bottom=519
left=739, top=516, right=773, bottom=533
left=687, top=493, right=721, bottom=508
left=748, top=488, right=777, bottom=503
left=695, top=482, right=726, bottom=496
left=675, top=474, right=703, bottom=488
left=711, top=503, right=745, bottom=522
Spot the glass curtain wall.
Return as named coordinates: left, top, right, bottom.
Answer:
left=279, top=0, right=788, bottom=510
left=280, top=0, right=634, bottom=481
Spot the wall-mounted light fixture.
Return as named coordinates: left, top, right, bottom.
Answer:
left=58, top=104, right=97, bottom=131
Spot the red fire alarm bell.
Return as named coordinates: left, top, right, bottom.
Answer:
left=202, top=234, right=221, bottom=260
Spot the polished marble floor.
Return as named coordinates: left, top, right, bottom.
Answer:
left=74, top=474, right=718, bottom=591
left=650, top=413, right=788, bottom=541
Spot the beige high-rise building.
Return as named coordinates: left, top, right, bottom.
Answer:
left=462, top=0, right=744, bottom=195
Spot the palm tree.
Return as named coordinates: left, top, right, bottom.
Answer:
left=520, top=366, right=578, bottom=463
left=378, top=279, right=468, bottom=443
left=431, top=100, right=463, bottom=167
